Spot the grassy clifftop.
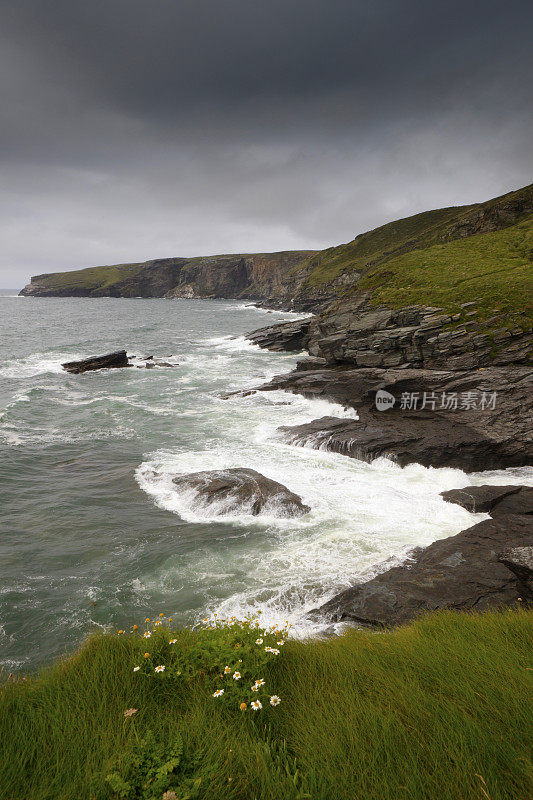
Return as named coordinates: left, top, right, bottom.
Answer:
left=297, top=183, right=533, bottom=330
left=19, top=184, right=532, bottom=331
left=30, top=262, right=146, bottom=292
left=1, top=609, right=531, bottom=800
left=361, top=215, right=533, bottom=330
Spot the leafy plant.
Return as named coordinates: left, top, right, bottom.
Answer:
left=105, top=729, right=201, bottom=800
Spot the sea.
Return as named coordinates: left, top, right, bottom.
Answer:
left=1, top=291, right=531, bottom=672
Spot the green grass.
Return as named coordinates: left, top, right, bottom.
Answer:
left=35, top=263, right=145, bottom=291
left=295, top=183, right=532, bottom=332
left=360, top=215, right=533, bottom=331
left=302, top=204, right=473, bottom=285
left=1, top=609, right=531, bottom=799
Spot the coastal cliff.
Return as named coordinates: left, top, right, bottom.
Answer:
left=20, top=183, right=532, bottom=331
left=19, top=250, right=317, bottom=302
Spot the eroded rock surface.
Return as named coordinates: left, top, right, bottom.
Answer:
left=498, top=546, right=533, bottom=602
left=315, top=515, right=532, bottom=627
left=172, top=468, right=310, bottom=517
left=314, top=484, right=533, bottom=626
left=441, top=485, right=533, bottom=515
left=248, top=366, right=533, bottom=471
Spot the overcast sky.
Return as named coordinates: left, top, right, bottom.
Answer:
left=1, top=0, right=532, bottom=288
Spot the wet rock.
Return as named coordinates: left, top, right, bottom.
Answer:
left=257, top=366, right=533, bottom=471
left=440, top=485, right=523, bottom=514
left=498, top=546, right=533, bottom=602
left=314, top=515, right=532, bottom=627
left=172, top=468, right=310, bottom=517
left=62, top=350, right=129, bottom=373
left=246, top=318, right=312, bottom=352
left=441, top=485, right=533, bottom=515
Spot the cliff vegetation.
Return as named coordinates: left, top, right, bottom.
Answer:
left=1, top=608, right=531, bottom=800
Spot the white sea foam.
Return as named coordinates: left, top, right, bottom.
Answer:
left=232, top=303, right=314, bottom=319
left=0, top=352, right=79, bottom=379
left=135, top=358, right=533, bottom=635
left=204, top=334, right=264, bottom=353
left=3, top=299, right=532, bottom=666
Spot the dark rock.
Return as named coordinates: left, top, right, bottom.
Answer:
left=296, top=357, right=328, bottom=371
left=172, top=468, right=310, bottom=517
left=314, top=515, right=532, bottom=627
left=440, top=485, right=523, bottom=514
left=255, top=366, right=533, bottom=471
left=246, top=318, right=312, bottom=352
left=62, top=350, right=129, bottom=373
left=498, top=546, right=533, bottom=601
left=490, top=488, right=533, bottom=516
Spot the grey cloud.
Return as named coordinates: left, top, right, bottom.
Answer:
left=0, top=0, right=531, bottom=286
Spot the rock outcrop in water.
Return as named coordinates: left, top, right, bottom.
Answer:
left=313, top=485, right=533, bottom=627
left=172, top=468, right=310, bottom=517
left=441, top=485, right=533, bottom=515
left=62, top=350, right=130, bottom=373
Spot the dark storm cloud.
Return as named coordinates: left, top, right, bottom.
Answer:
left=1, top=0, right=532, bottom=286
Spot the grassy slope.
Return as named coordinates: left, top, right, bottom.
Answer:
left=299, top=185, right=532, bottom=331
left=304, top=205, right=473, bottom=285
left=361, top=215, right=533, bottom=331
left=1, top=609, right=531, bottom=800
left=34, top=262, right=145, bottom=291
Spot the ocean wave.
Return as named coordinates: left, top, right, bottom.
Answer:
left=0, top=352, right=80, bottom=379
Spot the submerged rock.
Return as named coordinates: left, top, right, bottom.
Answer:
left=62, top=350, right=129, bottom=373
left=172, top=468, right=310, bottom=517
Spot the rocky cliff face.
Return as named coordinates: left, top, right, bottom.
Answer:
left=19, top=251, right=317, bottom=301
left=248, top=298, right=531, bottom=372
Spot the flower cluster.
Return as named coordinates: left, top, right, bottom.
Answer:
left=126, top=611, right=288, bottom=714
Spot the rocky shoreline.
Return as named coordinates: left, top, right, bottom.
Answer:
left=19, top=181, right=532, bottom=629
left=313, top=486, right=532, bottom=627
left=233, top=298, right=532, bottom=626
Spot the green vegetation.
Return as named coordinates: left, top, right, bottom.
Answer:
left=1, top=609, right=531, bottom=800
left=303, top=204, right=473, bottom=285
left=361, top=215, right=533, bottom=331
left=35, top=262, right=145, bottom=291
left=298, top=184, right=532, bottom=332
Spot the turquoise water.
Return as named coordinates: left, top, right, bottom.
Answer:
left=1, top=293, right=531, bottom=671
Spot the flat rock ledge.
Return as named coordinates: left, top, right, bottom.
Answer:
left=441, top=485, right=533, bottom=515
left=172, top=468, right=310, bottom=518
left=313, top=485, right=533, bottom=628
